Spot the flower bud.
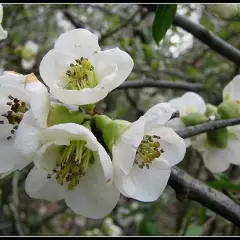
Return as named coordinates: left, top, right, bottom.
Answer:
left=205, top=104, right=218, bottom=117
left=181, top=112, right=208, bottom=127
left=217, top=100, right=240, bottom=119
left=21, top=47, right=34, bottom=61
left=206, top=128, right=228, bottom=149
left=95, top=115, right=131, bottom=152
left=47, top=103, right=85, bottom=127
left=103, top=218, right=122, bottom=236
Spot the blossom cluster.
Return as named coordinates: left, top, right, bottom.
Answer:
left=167, top=75, right=240, bottom=173
left=0, top=13, right=186, bottom=219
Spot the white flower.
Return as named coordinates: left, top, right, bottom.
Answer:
left=0, top=4, right=7, bottom=40
left=24, top=123, right=120, bottom=219
left=39, top=28, right=134, bottom=105
left=192, top=75, right=240, bottom=173
left=112, top=103, right=186, bottom=202
left=167, top=92, right=206, bottom=147
left=192, top=126, right=240, bottom=173
left=0, top=71, right=50, bottom=177
left=21, top=41, right=39, bottom=70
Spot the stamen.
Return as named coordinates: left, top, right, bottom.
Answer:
left=135, top=135, right=164, bottom=169
left=64, top=57, right=98, bottom=90
left=51, top=140, right=95, bottom=190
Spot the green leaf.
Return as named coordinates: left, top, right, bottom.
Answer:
left=185, top=224, right=203, bottom=236
left=207, top=180, right=240, bottom=191
left=152, top=4, right=177, bottom=46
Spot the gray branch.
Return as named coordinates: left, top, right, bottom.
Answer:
left=169, top=167, right=240, bottom=227
left=176, top=118, right=240, bottom=139
left=116, top=79, right=205, bottom=92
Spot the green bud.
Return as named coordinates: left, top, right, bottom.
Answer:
left=47, top=104, right=86, bottom=127
left=205, top=104, right=218, bottom=117
left=206, top=128, right=228, bottom=149
left=21, top=47, right=33, bottom=61
left=95, top=115, right=131, bottom=152
left=217, top=100, right=240, bottom=119
left=181, top=112, right=208, bottom=127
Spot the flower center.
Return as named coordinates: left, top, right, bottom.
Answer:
left=134, top=135, right=164, bottom=169
left=1, top=95, right=29, bottom=140
left=47, top=140, right=95, bottom=190
left=64, top=58, right=98, bottom=90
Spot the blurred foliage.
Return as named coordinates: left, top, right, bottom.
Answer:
left=0, top=3, right=240, bottom=236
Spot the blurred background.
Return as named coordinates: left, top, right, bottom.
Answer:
left=0, top=3, right=240, bottom=236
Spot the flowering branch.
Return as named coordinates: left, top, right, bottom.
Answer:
left=116, top=79, right=205, bottom=92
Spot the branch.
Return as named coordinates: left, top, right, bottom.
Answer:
left=169, top=166, right=240, bottom=226
left=173, top=14, right=240, bottom=65
left=116, top=79, right=205, bottom=92
left=176, top=118, right=240, bottom=139
left=63, top=11, right=84, bottom=28
left=141, top=5, right=240, bottom=65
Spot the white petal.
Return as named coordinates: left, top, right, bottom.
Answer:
left=14, top=110, right=42, bottom=160
left=25, top=167, right=62, bottom=202
left=227, top=139, right=240, bottom=165
left=0, top=71, right=25, bottom=86
left=114, top=158, right=171, bottom=202
left=94, top=48, right=134, bottom=92
left=34, top=142, right=61, bottom=171
left=0, top=140, right=17, bottom=174
left=202, top=148, right=231, bottom=173
left=112, top=117, right=146, bottom=175
left=166, top=118, right=185, bottom=131
left=191, top=133, right=207, bottom=152
left=143, top=102, right=176, bottom=133
left=49, top=84, right=107, bottom=105
left=168, top=92, right=206, bottom=116
left=39, top=49, right=75, bottom=88
left=147, top=126, right=186, bottom=166
left=54, top=28, right=101, bottom=60
left=0, top=122, right=13, bottom=139
left=0, top=85, right=29, bottom=103
left=64, top=161, right=120, bottom=219
left=223, top=75, right=240, bottom=101
left=25, top=81, right=50, bottom=128
left=24, top=41, right=39, bottom=55
left=42, top=123, right=98, bottom=151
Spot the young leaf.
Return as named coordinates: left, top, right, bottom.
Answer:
left=152, top=4, right=177, bottom=46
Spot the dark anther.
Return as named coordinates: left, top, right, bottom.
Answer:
left=8, top=95, right=14, bottom=100
left=11, top=130, right=15, bottom=134
left=6, top=102, right=12, bottom=106
left=13, top=98, right=19, bottom=104
left=70, top=63, right=74, bottom=67
left=7, top=136, right=12, bottom=140
left=13, top=125, right=18, bottom=130
left=0, top=120, right=4, bottom=124
left=160, top=149, right=164, bottom=153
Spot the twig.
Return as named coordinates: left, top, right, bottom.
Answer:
left=11, top=171, right=25, bottom=236
left=141, top=5, right=240, bottom=65
left=169, top=166, right=240, bottom=226
left=176, top=118, right=240, bottom=139
left=63, top=11, right=84, bottom=28
left=116, top=79, right=205, bottom=92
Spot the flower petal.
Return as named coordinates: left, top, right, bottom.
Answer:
left=202, top=148, right=231, bottom=173
left=143, top=102, right=176, bottom=133
left=114, top=158, right=171, bottom=202
left=25, top=167, right=63, bottom=202
left=39, top=49, right=75, bottom=88
left=147, top=126, right=186, bottom=166
left=168, top=92, right=206, bottom=116
left=34, top=141, right=61, bottom=171
left=54, top=28, right=100, bottom=60
left=49, top=85, right=107, bottom=105
left=0, top=71, right=25, bottom=86
left=94, top=47, right=134, bottom=92
left=112, top=117, right=146, bottom=175
left=14, top=110, right=42, bottom=160
left=223, top=75, right=240, bottom=101
left=64, top=161, right=120, bottom=219
left=25, top=81, right=50, bottom=128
